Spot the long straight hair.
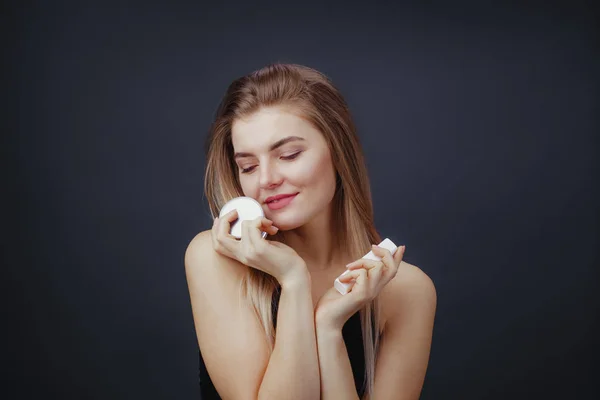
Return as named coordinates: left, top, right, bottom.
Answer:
left=204, top=63, right=382, bottom=399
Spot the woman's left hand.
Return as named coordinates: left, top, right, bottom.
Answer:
left=314, top=244, right=406, bottom=332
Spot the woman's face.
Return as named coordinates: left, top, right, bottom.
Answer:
left=231, top=106, right=337, bottom=231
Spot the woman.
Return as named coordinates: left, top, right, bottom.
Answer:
left=185, top=63, right=437, bottom=400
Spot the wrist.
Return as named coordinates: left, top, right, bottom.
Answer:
left=315, top=312, right=344, bottom=334
left=315, top=320, right=343, bottom=339
left=279, top=262, right=310, bottom=290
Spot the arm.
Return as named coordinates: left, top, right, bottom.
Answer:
left=371, top=263, right=437, bottom=400
left=258, top=273, right=320, bottom=399
left=185, top=231, right=320, bottom=400
left=315, top=262, right=437, bottom=400
left=315, top=325, right=360, bottom=399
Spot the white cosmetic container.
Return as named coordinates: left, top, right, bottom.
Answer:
left=334, top=238, right=399, bottom=295
left=218, top=196, right=268, bottom=239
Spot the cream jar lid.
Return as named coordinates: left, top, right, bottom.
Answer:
left=218, top=196, right=268, bottom=239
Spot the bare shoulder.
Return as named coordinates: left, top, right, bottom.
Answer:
left=184, top=229, right=248, bottom=281
left=184, top=229, right=248, bottom=314
left=380, top=260, right=437, bottom=329
left=184, top=230, right=212, bottom=274
left=393, top=260, right=437, bottom=298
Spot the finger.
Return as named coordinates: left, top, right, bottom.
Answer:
left=350, top=268, right=369, bottom=296
left=241, top=218, right=258, bottom=245
left=251, top=217, right=279, bottom=240
left=346, top=259, right=381, bottom=271
left=211, top=216, right=223, bottom=237
left=246, top=217, right=268, bottom=244
left=259, top=217, right=279, bottom=236
left=223, top=209, right=239, bottom=222
left=368, top=263, right=385, bottom=283
left=242, top=217, right=278, bottom=238
left=243, top=217, right=273, bottom=256
left=338, top=267, right=374, bottom=283
left=211, top=217, right=219, bottom=245
left=378, top=246, right=405, bottom=286
left=355, top=268, right=368, bottom=284
left=393, top=245, right=406, bottom=266
left=337, top=268, right=361, bottom=282
left=371, top=245, right=395, bottom=270
left=337, top=268, right=368, bottom=285
left=211, top=223, right=235, bottom=258
left=267, top=224, right=279, bottom=236
left=218, top=209, right=239, bottom=239
left=238, top=219, right=254, bottom=265
left=215, top=210, right=240, bottom=255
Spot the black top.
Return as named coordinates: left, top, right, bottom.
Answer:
left=198, top=288, right=368, bottom=399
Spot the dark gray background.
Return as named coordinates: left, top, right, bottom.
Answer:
left=4, top=0, right=598, bottom=399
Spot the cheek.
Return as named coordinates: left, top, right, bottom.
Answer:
left=295, top=152, right=335, bottom=187
left=238, top=175, right=257, bottom=197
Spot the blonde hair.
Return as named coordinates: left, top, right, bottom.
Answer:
left=203, top=63, right=382, bottom=399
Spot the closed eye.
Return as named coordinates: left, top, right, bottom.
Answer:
left=281, top=151, right=301, bottom=161
left=240, top=151, right=302, bottom=174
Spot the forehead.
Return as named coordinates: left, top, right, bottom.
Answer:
left=231, top=106, right=320, bottom=148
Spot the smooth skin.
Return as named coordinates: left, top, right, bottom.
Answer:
left=186, top=212, right=319, bottom=400
left=315, top=245, right=437, bottom=400
left=185, top=106, right=436, bottom=399
left=211, top=209, right=305, bottom=286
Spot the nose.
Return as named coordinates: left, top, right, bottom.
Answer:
left=259, top=160, right=283, bottom=189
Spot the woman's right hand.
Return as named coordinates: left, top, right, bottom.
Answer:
left=211, top=209, right=308, bottom=286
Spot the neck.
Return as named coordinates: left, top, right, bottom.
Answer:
left=279, top=208, right=346, bottom=272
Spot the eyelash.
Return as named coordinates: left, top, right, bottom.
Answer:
left=240, top=152, right=302, bottom=174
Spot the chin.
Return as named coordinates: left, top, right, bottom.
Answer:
left=266, top=214, right=307, bottom=231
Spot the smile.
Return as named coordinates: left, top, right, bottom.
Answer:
left=266, top=193, right=298, bottom=210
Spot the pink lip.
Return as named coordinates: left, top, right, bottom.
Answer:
left=265, top=192, right=299, bottom=203
left=266, top=193, right=298, bottom=211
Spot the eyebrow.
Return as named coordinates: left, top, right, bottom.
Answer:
left=233, top=136, right=306, bottom=159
